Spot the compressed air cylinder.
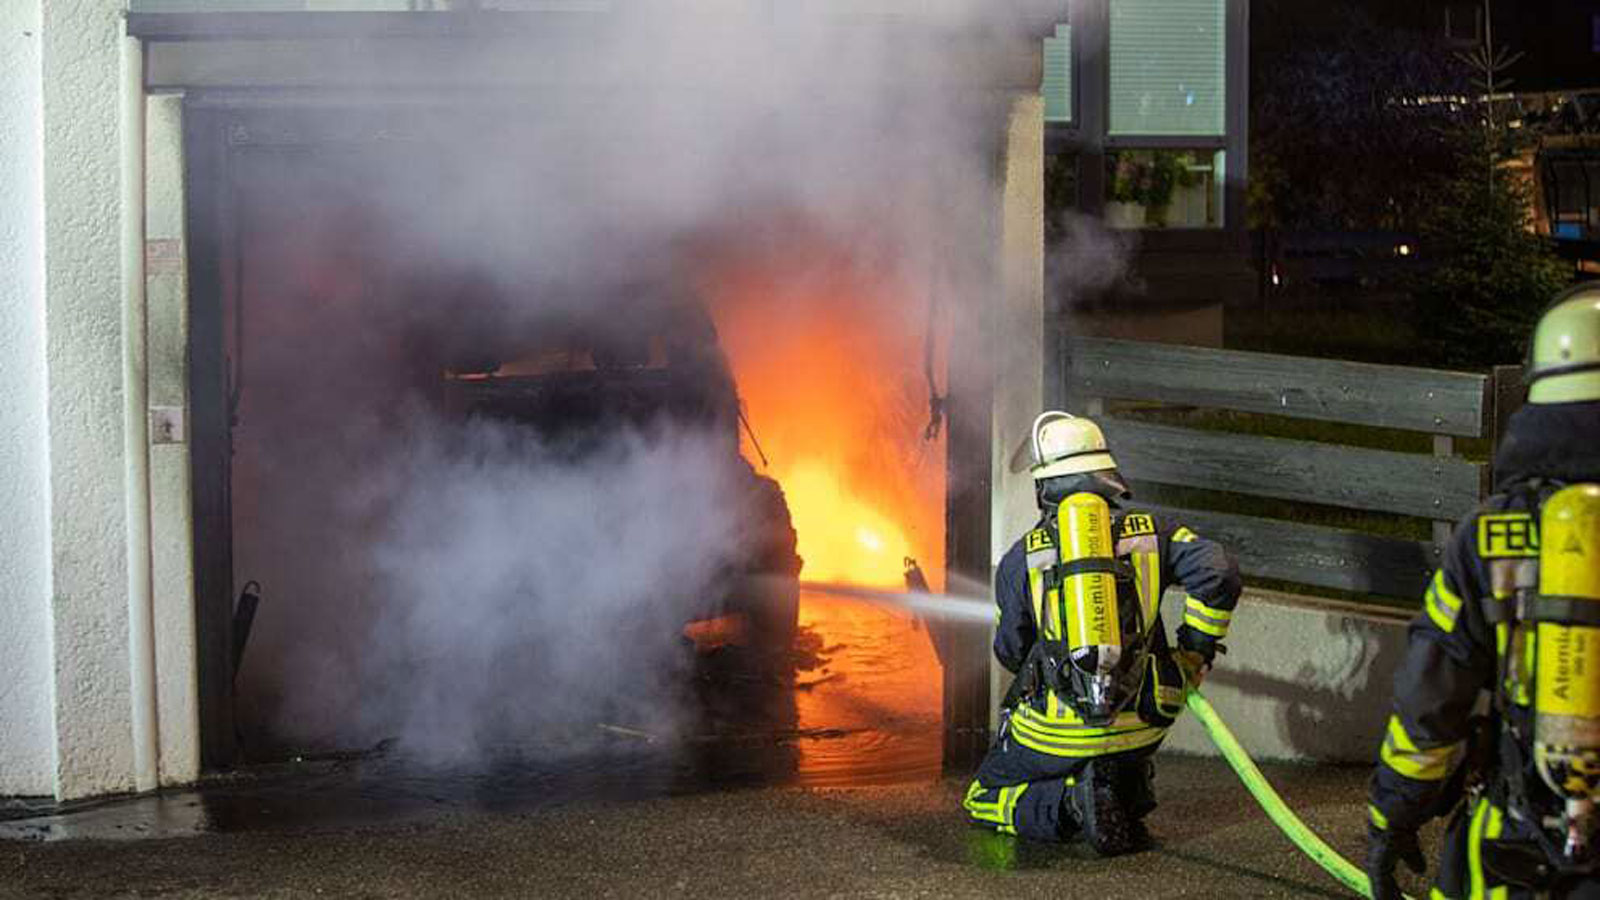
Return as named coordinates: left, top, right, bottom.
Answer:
left=1057, top=492, right=1122, bottom=677
left=1535, top=484, right=1600, bottom=857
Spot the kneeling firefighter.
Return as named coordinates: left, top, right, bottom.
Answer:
left=963, top=412, right=1242, bottom=854
left=1367, top=285, right=1600, bottom=899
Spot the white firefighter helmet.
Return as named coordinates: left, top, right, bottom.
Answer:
left=1028, top=411, right=1118, bottom=480
left=1527, top=283, right=1600, bottom=404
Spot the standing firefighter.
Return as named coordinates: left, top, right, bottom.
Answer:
left=963, top=412, right=1242, bottom=853
left=1367, top=286, right=1600, bottom=900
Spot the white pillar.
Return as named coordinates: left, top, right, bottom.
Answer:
left=146, top=93, right=201, bottom=787
left=0, top=0, right=58, bottom=799
left=989, top=93, right=1045, bottom=724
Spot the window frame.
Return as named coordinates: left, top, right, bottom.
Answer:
left=1044, top=0, right=1248, bottom=245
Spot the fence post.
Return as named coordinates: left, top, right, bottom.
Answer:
left=1046, top=316, right=1067, bottom=411
left=1489, top=365, right=1525, bottom=478
left=1428, top=434, right=1457, bottom=576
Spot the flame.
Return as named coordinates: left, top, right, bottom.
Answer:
left=702, top=237, right=947, bottom=783
left=703, top=248, right=944, bottom=589
left=777, top=462, right=911, bottom=585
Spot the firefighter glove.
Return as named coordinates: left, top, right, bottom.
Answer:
left=1173, top=649, right=1210, bottom=689
left=1365, top=825, right=1425, bottom=900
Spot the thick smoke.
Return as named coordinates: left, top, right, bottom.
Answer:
left=361, top=420, right=754, bottom=762
left=230, top=3, right=1054, bottom=762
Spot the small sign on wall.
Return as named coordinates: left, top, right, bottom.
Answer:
left=145, top=239, right=182, bottom=277
left=150, top=406, right=185, bottom=445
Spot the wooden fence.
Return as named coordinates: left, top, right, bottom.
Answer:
left=1059, top=337, right=1524, bottom=601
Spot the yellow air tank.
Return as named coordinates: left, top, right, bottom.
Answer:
left=1057, top=492, right=1122, bottom=678
left=1535, top=483, right=1600, bottom=860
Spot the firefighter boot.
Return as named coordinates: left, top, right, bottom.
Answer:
left=1117, top=756, right=1157, bottom=850
left=1065, top=760, right=1136, bottom=856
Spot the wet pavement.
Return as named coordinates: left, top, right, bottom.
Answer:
left=0, top=591, right=1413, bottom=898
left=0, top=756, right=1401, bottom=899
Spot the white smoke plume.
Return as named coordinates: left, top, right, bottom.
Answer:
left=1047, top=212, right=1141, bottom=309
left=361, top=419, right=754, bottom=762
left=227, top=2, right=1059, bottom=763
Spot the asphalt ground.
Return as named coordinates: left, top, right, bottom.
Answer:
left=0, top=754, right=1441, bottom=900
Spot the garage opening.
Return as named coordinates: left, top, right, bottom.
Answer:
left=184, top=103, right=977, bottom=786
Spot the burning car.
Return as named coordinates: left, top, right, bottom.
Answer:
left=437, top=286, right=803, bottom=664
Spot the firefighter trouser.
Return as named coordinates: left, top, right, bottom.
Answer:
left=1429, top=795, right=1600, bottom=899
left=963, top=718, right=1157, bottom=843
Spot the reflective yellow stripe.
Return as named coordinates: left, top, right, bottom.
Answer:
left=1423, top=571, right=1464, bottom=634
left=963, top=781, right=1001, bottom=819
left=1185, top=614, right=1228, bottom=637
left=1467, top=797, right=1487, bottom=898
left=1467, top=797, right=1509, bottom=899
left=965, top=780, right=993, bottom=806
left=1485, top=805, right=1506, bottom=900
left=1514, top=626, right=1533, bottom=707
left=1010, top=721, right=1166, bottom=758
left=1432, top=570, right=1463, bottom=611
left=1135, top=552, right=1161, bottom=629
left=1012, top=721, right=1160, bottom=746
left=1425, top=593, right=1457, bottom=633
left=1380, top=715, right=1458, bottom=781
left=1172, top=526, right=1198, bottom=543
left=1011, top=708, right=1167, bottom=757
left=1027, top=568, right=1054, bottom=640
left=997, top=785, right=1018, bottom=832
left=1184, top=595, right=1232, bottom=638
left=966, top=780, right=1026, bottom=833
left=1000, top=783, right=1027, bottom=834
left=1014, top=706, right=1151, bottom=735
left=1184, top=592, right=1228, bottom=634
left=1368, top=804, right=1389, bottom=830
left=1184, top=596, right=1232, bottom=619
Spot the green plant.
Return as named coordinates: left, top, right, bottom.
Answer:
left=1412, top=144, right=1571, bottom=367
left=1412, top=3, right=1570, bottom=369
left=1106, top=151, right=1203, bottom=222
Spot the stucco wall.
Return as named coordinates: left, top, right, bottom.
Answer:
left=990, top=94, right=1046, bottom=563
left=988, top=94, right=1045, bottom=726
left=0, top=0, right=59, bottom=798
left=40, top=0, right=137, bottom=801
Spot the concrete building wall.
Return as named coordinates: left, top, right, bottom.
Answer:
left=1163, top=588, right=1410, bottom=764
left=0, top=0, right=59, bottom=798
left=1, top=3, right=202, bottom=800
left=991, top=94, right=1046, bottom=563
left=146, top=95, right=201, bottom=786
left=989, top=94, right=1045, bottom=726
left=39, top=0, right=138, bottom=801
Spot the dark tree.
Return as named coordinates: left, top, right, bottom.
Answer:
left=1251, top=9, right=1469, bottom=232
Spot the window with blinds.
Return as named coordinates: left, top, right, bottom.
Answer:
left=1043, top=24, right=1073, bottom=124
left=1108, top=0, right=1225, bottom=137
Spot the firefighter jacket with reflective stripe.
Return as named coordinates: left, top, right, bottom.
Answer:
left=1365, top=486, right=1600, bottom=898
left=993, top=506, right=1242, bottom=758
left=1368, top=403, right=1600, bottom=860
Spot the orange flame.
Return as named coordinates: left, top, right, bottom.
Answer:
left=702, top=238, right=947, bottom=783
left=703, top=250, right=945, bottom=589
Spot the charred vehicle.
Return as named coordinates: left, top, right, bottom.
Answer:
left=437, top=288, right=802, bottom=662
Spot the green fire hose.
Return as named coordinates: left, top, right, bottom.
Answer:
left=1186, top=689, right=1411, bottom=900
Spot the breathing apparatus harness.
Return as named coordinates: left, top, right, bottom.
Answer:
left=1477, top=480, right=1600, bottom=885
left=1007, top=491, right=1151, bottom=728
